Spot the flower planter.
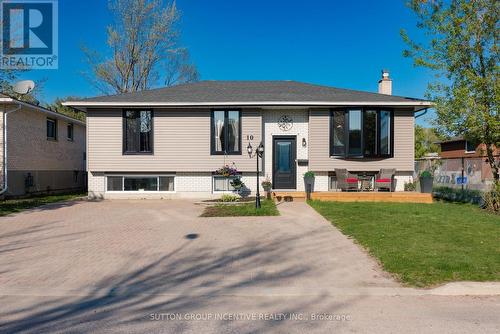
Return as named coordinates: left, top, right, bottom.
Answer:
left=419, top=176, right=433, bottom=193
left=304, top=177, right=315, bottom=193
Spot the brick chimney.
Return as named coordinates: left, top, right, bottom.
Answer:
left=378, top=69, right=392, bottom=95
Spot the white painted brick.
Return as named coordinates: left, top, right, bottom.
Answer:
left=394, top=172, right=414, bottom=192
left=313, top=171, right=329, bottom=192
left=88, top=172, right=105, bottom=198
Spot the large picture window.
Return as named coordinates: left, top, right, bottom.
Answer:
left=330, top=108, right=393, bottom=158
left=123, top=110, right=153, bottom=154
left=106, top=175, right=175, bottom=192
left=211, top=110, right=241, bottom=155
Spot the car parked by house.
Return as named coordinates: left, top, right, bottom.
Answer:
left=65, top=71, right=431, bottom=199
left=0, top=94, right=86, bottom=197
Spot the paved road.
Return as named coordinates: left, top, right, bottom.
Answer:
left=0, top=199, right=498, bottom=333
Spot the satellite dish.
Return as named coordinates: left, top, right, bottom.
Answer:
left=12, top=80, right=35, bottom=95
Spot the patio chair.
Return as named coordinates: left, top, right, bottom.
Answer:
left=335, top=169, right=359, bottom=192
left=375, top=169, right=396, bottom=192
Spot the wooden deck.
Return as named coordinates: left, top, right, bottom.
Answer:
left=272, top=191, right=433, bottom=204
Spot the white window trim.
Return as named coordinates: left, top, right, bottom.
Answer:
left=105, top=174, right=176, bottom=193
left=464, top=141, right=476, bottom=154
left=212, top=175, right=241, bottom=194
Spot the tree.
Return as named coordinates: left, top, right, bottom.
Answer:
left=164, top=48, right=200, bottom=87
left=1, top=75, right=45, bottom=105
left=83, top=0, right=199, bottom=95
left=46, top=97, right=86, bottom=122
left=402, top=0, right=500, bottom=183
left=415, top=125, right=442, bottom=158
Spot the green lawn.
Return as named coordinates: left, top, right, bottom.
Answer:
left=309, top=200, right=500, bottom=287
left=200, top=199, right=280, bottom=217
left=0, top=192, right=85, bottom=217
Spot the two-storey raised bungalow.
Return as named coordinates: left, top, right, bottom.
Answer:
left=65, top=71, right=432, bottom=199
left=1, top=94, right=86, bottom=197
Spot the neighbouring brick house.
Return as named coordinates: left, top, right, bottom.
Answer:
left=423, top=137, right=500, bottom=191
left=0, top=93, right=86, bottom=197
left=437, top=137, right=499, bottom=159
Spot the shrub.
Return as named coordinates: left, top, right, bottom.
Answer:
left=482, top=183, right=500, bottom=214
left=219, top=194, right=240, bottom=202
left=433, top=186, right=483, bottom=205
left=404, top=181, right=417, bottom=192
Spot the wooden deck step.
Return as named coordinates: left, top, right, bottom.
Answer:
left=311, top=192, right=433, bottom=204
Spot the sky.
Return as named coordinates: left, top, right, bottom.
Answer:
left=20, top=0, right=435, bottom=125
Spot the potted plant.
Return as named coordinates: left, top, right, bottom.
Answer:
left=229, top=178, right=245, bottom=192
left=261, top=177, right=272, bottom=199
left=419, top=170, right=434, bottom=193
left=303, top=171, right=315, bottom=194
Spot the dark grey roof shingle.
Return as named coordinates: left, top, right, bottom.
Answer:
left=80, top=80, right=426, bottom=104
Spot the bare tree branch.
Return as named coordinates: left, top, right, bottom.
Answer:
left=82, top=0, right=199, bottom=95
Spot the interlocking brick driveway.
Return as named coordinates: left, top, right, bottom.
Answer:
left=0, top=200, right=498, bottom=333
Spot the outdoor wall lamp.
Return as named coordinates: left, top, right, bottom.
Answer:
left=302, top=138, right=307, bottom=147
left=247, top=142, right=253, bottom=157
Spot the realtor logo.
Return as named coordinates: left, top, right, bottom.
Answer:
left=1, top=0, right=58, bottom=69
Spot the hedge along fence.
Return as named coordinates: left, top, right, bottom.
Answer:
left=433, top=186, right=484, bottom=205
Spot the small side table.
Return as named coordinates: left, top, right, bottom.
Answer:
left=358, top=175, right=374, bottom=191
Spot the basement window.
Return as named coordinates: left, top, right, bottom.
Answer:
left=213, top=175, right=241, bottom=192
left=106, top=175, right=175, bottom=192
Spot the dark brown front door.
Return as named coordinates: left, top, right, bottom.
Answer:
left=273, top=136, right=296, bottom=189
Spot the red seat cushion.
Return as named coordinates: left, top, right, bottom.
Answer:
left=376, top=178, right=391, bottom=183
left=346, top=178, right=358, bottom=183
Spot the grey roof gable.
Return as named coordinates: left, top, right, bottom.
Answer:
left=75, top=80, right=428, bottom=104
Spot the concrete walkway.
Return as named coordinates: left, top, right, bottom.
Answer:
left=0, top=199, right=498, bottom=333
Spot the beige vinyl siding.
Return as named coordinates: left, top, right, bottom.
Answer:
left=309, top=108, right=415, bottom=172
left=87, top=108, right=262, bottom=172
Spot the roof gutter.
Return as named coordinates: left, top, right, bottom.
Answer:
left=1, top=103, right=22, bottom=196
left=63, top=100, right=433, bottom=112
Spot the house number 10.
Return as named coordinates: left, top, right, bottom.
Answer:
left=246, top=135, right=254, bottom=140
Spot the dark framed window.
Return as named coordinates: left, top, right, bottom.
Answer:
left=67, top=123, right=74, bottom=141
left=123, top=110, right=153, bottom=154
left=211, top=110, right=241, bottom=155
left=465, top=141, right=476, bottom=153
left=330, top=108, right=393, bottom=158
left=47, top=118, right=57, bottom=140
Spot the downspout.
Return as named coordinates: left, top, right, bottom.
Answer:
left=0, top=103, right=22, bottom=195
